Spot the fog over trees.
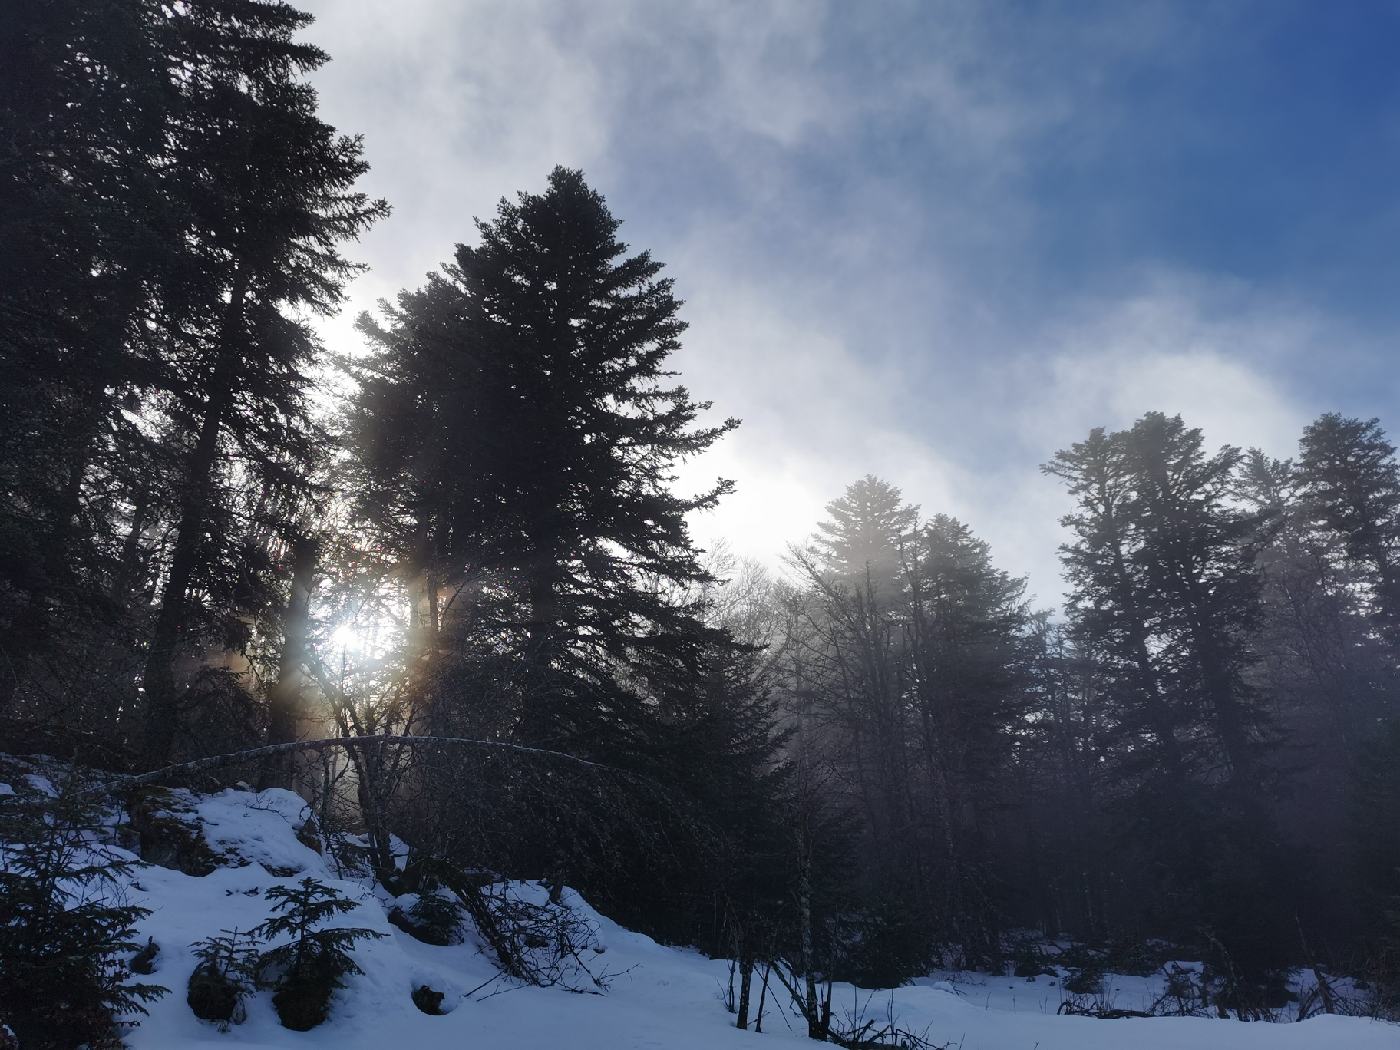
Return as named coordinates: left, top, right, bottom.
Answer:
left=2, top=3, right=1398, bottom=1046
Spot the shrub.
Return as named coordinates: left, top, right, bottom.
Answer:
left=462, top=883, right=611, bottom=992
left=1011, top=941, right=1052, bottom=978
left=389, top=890, right=464, bottom=946
left=1063, top=962, right=1106, bottom=995
left=254, top=878, right=384, bottom=1030
left=187, top=929, right=259, bottom=1026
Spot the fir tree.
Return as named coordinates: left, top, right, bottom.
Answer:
left=0, top=0, right=176, bottom=714
left=811, top=475, right=918, bottom=596
left=1236, top=449, right=1396, bottom=944
left=0, top=776, right=166, bottom=1048
left=139, top=1, right=388, bottom=764
left=794, top=479, right=917, bottom=932
left=254, top=878, right=383, bottom=1031
left=1297, top=413, right=1400, bottom=648
left=906, top=514, right=1033, bottom=965
left=351, top=167, right=737, bottom=803
left=1045, top=413, right=1286, bottom=993
left=1046, top=414, right=1269, bottom=784
left=187, top=928, right=260, bottom=1026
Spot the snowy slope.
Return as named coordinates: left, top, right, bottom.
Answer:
left=9, top=775, right=1397, bottom=1049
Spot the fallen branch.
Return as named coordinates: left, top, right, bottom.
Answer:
left=1057, top=1000, right=1153, bottom=1019
left=105, top=734, right=625, bottom=792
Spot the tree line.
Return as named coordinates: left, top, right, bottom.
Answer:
left=2, top=1, right=1397, bottom=1039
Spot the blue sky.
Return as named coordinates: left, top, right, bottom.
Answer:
left=301, top=0, right=1400, bottom=604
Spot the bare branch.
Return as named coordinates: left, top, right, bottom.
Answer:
left=107, top=734, right=623, bottom=791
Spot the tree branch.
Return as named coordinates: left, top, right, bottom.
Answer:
left=108, top=734, right=622, bottom=791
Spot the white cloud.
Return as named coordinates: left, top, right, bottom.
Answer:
left=1024, top=282, right=1315, bottom=457
left=293, top=1, right=1354, bottom=615
left=976, top=282, right=1320, bottom=603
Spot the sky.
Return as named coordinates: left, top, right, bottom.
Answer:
left=298, top=0, right=1400, bottom=607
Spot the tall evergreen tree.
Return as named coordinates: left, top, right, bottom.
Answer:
left=792, top=482, right=1034, bottom=972
left=139, top=2, right=387, bottom=763
left=349, top=168, right=751, bottom=909
left=1297, top=413, right=1400, bottom=648
left=792, top=478, right=918, bottom=946
left=1246, top=437, right=1400, bottom=954
left=811, top=475, right=918, bottom=596
left=905, top=514, right=1032, bottom=964
left=1046, top=413, right=1285, bottom=986
left=353, top=167, right=735, bottom=753
left=1045, top=414, right=1268, bottom=787
left=0, top=0, right=176, bottom=714
left=1044, top=425, right=1190, bottom=786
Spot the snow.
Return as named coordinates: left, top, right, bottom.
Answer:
left=5, top=774, right=1396, bottom=1049
left=192, top=788, right=325, bottom=876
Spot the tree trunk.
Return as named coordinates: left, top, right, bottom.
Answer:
left=112, top=483, right=154, bottom=603
left=735, top=937, right=754, bottom=1029
left=517, top=563, right=566, bottom=766
left=754, top=961, right=772, bottom=1033
left=141, top=266, right=248, bottom=764
left=797, top=840, right=825, bottom=1040
left=261, top=533, right=319, bottom=788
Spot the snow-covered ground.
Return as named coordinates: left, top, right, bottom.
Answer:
left=6, top=773, right=1397, bottom=1049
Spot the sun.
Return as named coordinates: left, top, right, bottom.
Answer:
left=327, top=617, right=392, bottom=662
left=330, top=621, right=367, bottom=655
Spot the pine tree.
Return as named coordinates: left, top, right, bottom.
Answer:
left=1044, top=415, right=1269, bottom=786
left=139, top=1, right=387, bottom=764
left=187, top=928, right=259, bottom=1026
left=346, top=168, right=764, bottom=927
left=793, top=477, right=919, bottom=947
left=1045, top=413, right=1285, bottom=989
left=1297, top=413, right=1400, bottom=648
left=1120, top=413, right=1268, bottom=783
left=0, top=0, right=176, bottom=714
left=253, top=878, right=383, bottom=1031
left=811, top=475, right=918, bottom=596
left=905, top=514, right=1032, bottom=965
left=352, top=168, right=735, bottom=754
left=0, top=776, right=167, bottom=1048
left=1244, top=436, right=1400, bottom=959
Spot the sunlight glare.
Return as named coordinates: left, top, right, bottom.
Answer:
left=331, top=620, right=372, bottom=657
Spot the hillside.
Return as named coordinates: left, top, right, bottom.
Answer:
left=3, top=761, right=1393, bottom=1050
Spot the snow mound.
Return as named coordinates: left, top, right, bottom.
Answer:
left=192, top=788, right=324, bottom=876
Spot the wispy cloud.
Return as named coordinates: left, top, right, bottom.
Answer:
left=299, top=0, right=1396, bottom=606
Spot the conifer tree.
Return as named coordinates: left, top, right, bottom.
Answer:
left=1244, top=436, right=1400, bottom=953
left=1237, top=449, right=1391, bottom=783
left=0, top=0, right=176, bottom=713
left=1043, top=416, right=1270, bottom=786
left=346, top=168, right=766, bottom=923
left=254, top=878, right=383, bottom=1031
left=793, top=478, right=918, bottom=933
left=139, top=1, right=387, bottom=763
left=1297, top=413, right=1400, bottom=647
left=811, top=475, right=918, bottom=596
left=353, top=168, right=735, bottom=756
left=187, top=928, right=259, bottom=1026
left=0, top=777, right=166, bottom=1047
left=1046, top=413, right=1285, bottom=991
left=906, top=514, right=1032, bottom=965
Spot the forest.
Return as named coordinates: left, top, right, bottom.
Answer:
left=2, top=3, right=1399, bottom=1048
